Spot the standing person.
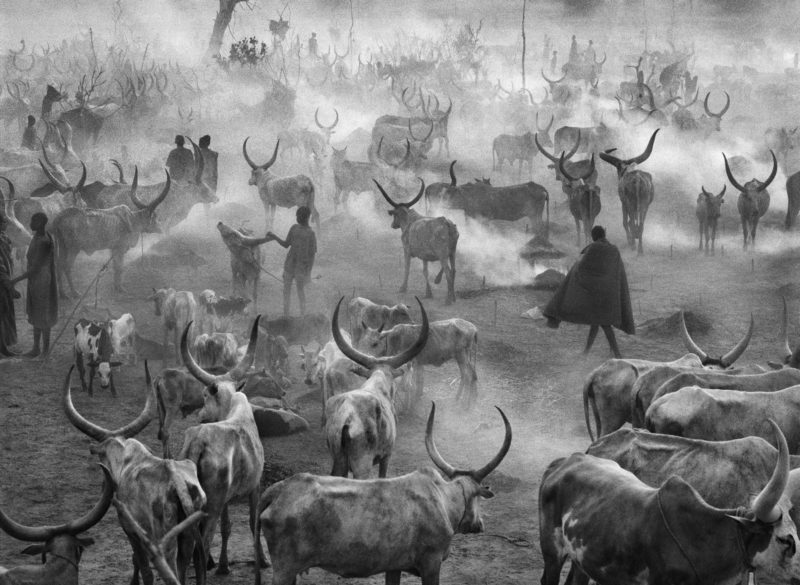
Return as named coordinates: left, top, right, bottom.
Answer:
left=198, top=134, right=219, bottom=195
left=0, top=213, right=20, bottom=357
left=266, top=206, right=317, bottom=317
left=308, top=32, right=318, bottom=58
left=569, top=34, right=579, bottom=65
left=543, top=225, right=634, bottom=358
left=10, top=212, right=58, bottom=358
left=21, top=115, right=37, bottom=150
left=585, top=39, right=596, bottom=63
left=165, top=135, right=195, bottom=182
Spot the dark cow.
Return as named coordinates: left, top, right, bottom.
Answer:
left=553, top=122, right=615, bottom=156
left=536, top=131, right=598, bottom=195
left=255, top=401, right=511, bottom=585
left=74, top=318, right=121, bottom=396
left=723, top=150, right=778, bottom=250
left=599, top=129, right=659, bottom=255
left=586, top=428, right=800, bottom=585
left=558, top=153, right=600, bottom=247
left=540, top=421, right=799, bottom=585
left=492, top=114, right=553, bottom=178
left=329, top=146, right=382, bottom=211
left=785, top=170, right=800, bottom=230
left=696, top=185, right=726, bottom=254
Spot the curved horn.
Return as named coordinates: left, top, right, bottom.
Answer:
left=782, top=296, right=793, bottom=361
left=701, top=186, right=710, bottom=197
left=39, top=159, right=69, bottom=193
left=537, top=113, right=554, bottom=135
left=472, top=406, right=513, bottom=481
left=373, top=180, right=398, bottom=208
left=558, top=152, right=577, bottom=183
left=0, top=464, right=114, bottom=542
left=679, top=310, right=709, bottom=363
left=127, top=167, right=145, bottom=209
left=752, top=419, right=789, bottom=523
left=677, top=89, right=699, bottom=109
left=74, top=162, right=87, bottom=193
left=563, top=129, right=581, bottom=160
left=181, top=321, right=217, bottom=386
left=717, top=185, right=727, bottom=197
left=541, top=68, right=566, bottom=84
left=188, top=138, right=204, bottom=185
left=723, top=153, right=747, bottom=193
left=704, top=91, right=730, bottom=118
left=109, top=159, right=125, bottom=184
left=332, top=297, right=378, bottom=369
left=624, top=128, right=659, bottom=166
left=449, top=160, right=457, bottom=187
left=0, top=177, right=16, bottom=202
left=243, top=137, right=262, bottom=170
left=534, top=133, right=557, bottom=163
left=719, top=314, right=754, bottom=368
left=41, top=140, right=59, bottom=173
left=757, top=151, right=778, bottom=193
left=595, top=52, right=607, bottom=65
left=147, top=170, right=171, bottom=212
left=315, top=107, right=339, bottom=130
left=227, top=316, right=260, bottom=381
left=424, top=402, right=457, bottom=477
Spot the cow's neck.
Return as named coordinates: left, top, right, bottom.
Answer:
left=400, top=210, right=425, bottom=239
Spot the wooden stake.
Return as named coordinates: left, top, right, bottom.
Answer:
left=482, top=275, right=486, bottom=289
left=669, top=244, right=673, bottom=258
left=378, top=274, right=382, bottom=288
left=650, top=275, right=654, bottom=289
left=493, top=299, right=498, bottom=326
left=751, top=258, right=755, bottom=273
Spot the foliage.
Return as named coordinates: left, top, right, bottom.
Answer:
left=227, top=36, right=268, bottom=67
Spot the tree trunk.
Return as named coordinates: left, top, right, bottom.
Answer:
left=206, top=0, right=245, bottom=60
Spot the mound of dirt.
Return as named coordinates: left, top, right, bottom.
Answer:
left=531, top=269, right=564, bottom=291
left=638, top=310, right=712, bottom=338
left=519, top=234, right=567, bottom=264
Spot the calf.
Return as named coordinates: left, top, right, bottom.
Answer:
left=347, top=296, right=413, bottom=344
left=0, top=466, right=113, bottom=585
left=360, top=318, right=479, bottom=409
left=192, top=332, right=239, bottom=369
left=539, top=421, right=799, bottom=585
left=109, top=312, right=137, bottom=365
left=150, top=288, right=197, bottom=364
left=324, top=297, right=429, bottom=478
left=696, top=185, right=726, bottom=255
left=197, top=289, right=251, bottom=334
left=74, top=318, right=121, bottom=396
left=255, top=402, right=511, bottom=585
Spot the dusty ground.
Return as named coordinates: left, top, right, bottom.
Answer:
left=0, top=152, right=797, bottom=585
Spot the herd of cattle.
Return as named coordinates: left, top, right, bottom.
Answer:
left=6, top=18, right=800, bottom=585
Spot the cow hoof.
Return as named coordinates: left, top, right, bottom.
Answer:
left=215, top=565, right=231, bottom=575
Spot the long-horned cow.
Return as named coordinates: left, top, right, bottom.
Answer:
left=0, top=466, right=113, bottom=585
left=62, top=362, right=207, bottom=585
left=243, top=138, right=320, bottom=232
left=375, top=179, right=458, bottom=304
left=540, top=420, right=799, bottom=585
left=255, top=401, right=511, bottom=585
left=536, top=130, right=598, bottom=194
left=696, top=185, right=726, bottom=254
left=599, top=128, right=659, bottom=255
left=324, top=297, right=429, bottom=478
left=724, top=150, right=778, bottom=250
left=558, top=153, right=600, bottom=247
left=177, top=317, right=267, bottom=577
left=51, top=168, right=170, bottom=296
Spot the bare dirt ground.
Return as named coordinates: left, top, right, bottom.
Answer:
left=1, top=151, right=796, bottom=584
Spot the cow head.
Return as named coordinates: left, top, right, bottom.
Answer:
left=243, top=137, right=279, bottom=186
left=39, top=158, right=87, bottom=202
left=697, top=185, right=726, bottom=220
left=536, top=130, right=579, bottom=181
left=724, top=151, right=778, bottom=218
left=679, top=311, right=753, bottom=368
left=0, top=465, right=112, bottom=570
left=129, top=167, right=171, bottom=233
left=374, top=178, right=425, bottom=229
left=180, top=315, right=261, bottom=423
left=300, top=344, right=324, bottom=386
left=150, top=287, right=174, bottom=317
left=599, top=128, right=659, bottom=179
left=0, top=177, right=32, bottom=248
left=315, top=107, right=340, bottom=141
left=425, top=402, right=512, bottom=533
left=702, top=90, right=730, bottom=132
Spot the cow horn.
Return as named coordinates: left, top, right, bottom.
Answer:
left=718, top=185, right=726, bottom=198
left=679, top=311, right=709, bottom=363
left=564, top=129, right=581, bottom=160
left=75, top=162, right=87, bottom=193
left=188, top=137, right=204, bottom=184
left=315, top=107, right=339, bottom=130
left=752, top=419, right=789, bottom=523
left=127, top=167, right=143, bottom=208
left=701, top=186, right=710, bottom=197
left=704, top=90, right=730, bottom=118
left=723, top=153, right=747, bottom=193
left=472, top=406, right=513, bottom=482
left=406, top=178, right=425, bottom=208
left=41, top=140, right=59, bottom=174
left=228, top=316, right=260, bottom=381
left=0, top=464, right=114, bottom=542
left=0, top=177, right=16, bottom=202
left=558, top=152, right=577, bottom=183
left=148, top=170, right=171, bottom=211
left=624, top=128, right=659, bottom=166
left=757, top=151, right=778, bottom=193
left=534, top=133, right=557, bottom=163
left=537, top=112, right=554, bottom=135
left=424, top=402, right=457, bottom=478
left=449, top=160, right=457, bottom=187
left=408, top=118, right=434, bottom=143
left=39, top=159, right=69, bottom=193
left=109, top=159, right=125, bottom=184
left=181, top=321, right=217, bottom=386
left=782, top=296, right=793, bottom=362
left=332, top=296, right=428, bottom=370
left=541, top=69, right=566, bottom=84
left=373, top=180, right=398, bottom=208
left=719, top=314, right=754, bottom=368
left=242, top=137, right=278, bottom=170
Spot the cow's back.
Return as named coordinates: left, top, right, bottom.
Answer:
left=407, top=216, right=457, bottom=261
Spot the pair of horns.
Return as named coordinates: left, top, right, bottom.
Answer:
left=558, top=153, right=595, bottom=184
left=374, top=179, right=425, bottom=209
left=182, top=316, right=260, bottom=386
left=723, top=151, right=777, bottom=194
left=243, top=138, right=279, bottom=171
left=129, top=168, right=172, bottom=212
left=599, top=129, right=660, bottom=169
left=679, top=310, right=753, bottom=368
left=536, top=129, right=580, bottom=164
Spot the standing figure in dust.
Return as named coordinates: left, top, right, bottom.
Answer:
left=21, top=115, right=37, bottom=150
left=266, top=206, right=317, bottom=317
left=217, top=221, right=271, bottom=311
left=165, top=134, right=195, bottom=183
left=543, top=225, right=634, bottom=358
left=10, top=212, right=59, bottom=358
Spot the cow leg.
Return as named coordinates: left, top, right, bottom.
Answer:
left=386, top=570, right=402, bottom=585
left=698, top=221, right=704, bottom=252
left=112, top=250, right=126, bottom=293
left=422, top=261, right=433, bottom=298
left=414, top=364, right=425, bottom=407
left=741, top=218, right=749, bottom=250
left=574, top=216, right=581, bottom=248
left=378, top=455, right=390, bottom=478
left=250, top=490, right=269, bottom=568
left=399, top=251, right=411, bottom=293
left=76, top=351, right=89, bottom=393
left=751, top=219, right=759, bottom=251
left=710, top=221, right=717, bottom=255
left=89, top=365, right=96, bottom=396
left=129, top=535, right=154, bottom=585
left=419, top=558, right=442, bottom=585
left=216, top=504, right=231, bottom=574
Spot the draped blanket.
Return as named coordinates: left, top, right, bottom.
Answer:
left=544, top=239, right=635, bottom=334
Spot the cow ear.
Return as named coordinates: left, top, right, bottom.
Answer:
left=236, top=381, right=246, bottom=392
left=77, top=536, right=95, bottom=548
left=21, top=543, right=45, bottom=555
left=208, top=383, right=219, bottom=396
left=767, top=361, right=785, bottom=370
left=479, top=486, right=495, bottom=499
left=726, top=514, right=772, bottom=534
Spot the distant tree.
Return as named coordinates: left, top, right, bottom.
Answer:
left=206, top=0, right=250, bottom=60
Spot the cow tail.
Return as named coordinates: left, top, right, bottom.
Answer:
left=492, top=144, right=497, bottom=171
left=337, top=424, right=351, bottom=477
left=154, top=376, right=167, bottom=443
left=582, top=377, right=599, bottom=442
left=545, top=190, right=550, bottom=240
